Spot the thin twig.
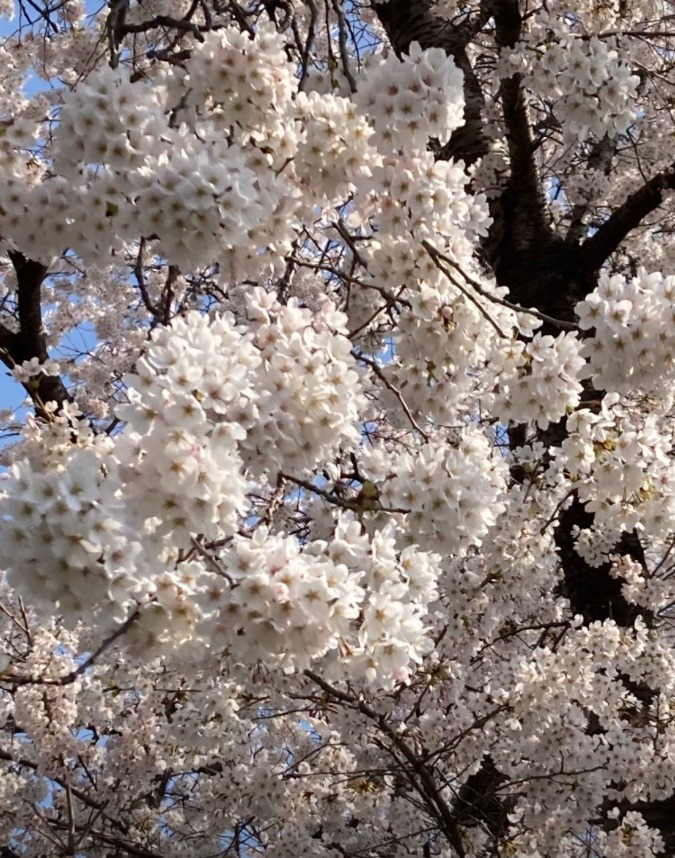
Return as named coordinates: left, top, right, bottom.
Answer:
left=190, top=537, right=235, bottom=585
left=1, top=609, right=140, bottom=687
left=0, top=601, right=30, bottom=639
left=282, top=473, right=408, bottom=514
left=423, top=240, right=578, bottom=331
left=539, top=488, right=577, bottom=535
left=303, top=671, right=467, bottom=858
left=422, top=241, right=510, bottom=339
left=354, top=350, right=429, bottom=440
left=329, top=0, right=358, bottom=92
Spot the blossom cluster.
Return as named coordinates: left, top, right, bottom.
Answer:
left=609, top=555, right=674, bottom=613
left=10, top=356, right=61, bottom=383
left=294, top=92, right=378, bottom=206
left=356, top=153, right=492, bottom=240
left=377, top=273, right=510, bottom=426
left=0, top=28, right=482, bottom=283
left=491, top=332, right=586, bottom=430
left=603, top=812, right=666, bottom=857
left=115, top=310, right=260, bottom=547
left=240, top=290, right=365, bottom=476
left=0, top=302, right=370, bottom=662
left=55, top=65, right=166, bottom=176
left=0, top=28, right=300, bottom=270
left=0, top=441, right=142, bottom=620
left=578, top=269, right=675, bottom=396
left=207, top=517, right=440, bottom=685
left=507, top=35, right=640, bottom=140
left=554, top=397, right=675, bottom=562
left=361, top=428, right=508, bottom=558
left=354, top=44, right=464, bottom=154
left=494, top=619, right=675, bottom=856
left=182, top=25, right=297, bottom=161
left=0, top=435, right=441, bottom=684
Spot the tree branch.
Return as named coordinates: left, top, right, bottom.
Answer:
left=566, top=135, right=617, bottom=245
left=4, top=251, right=72, bottom=420
left=492, top=0, right=547, bottom=241
left=580, top=164, right=675, bottom=270
left=304, top=671, right=467, bottom=857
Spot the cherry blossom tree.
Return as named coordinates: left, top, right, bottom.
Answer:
left=1, top=0, right=675, bottom=855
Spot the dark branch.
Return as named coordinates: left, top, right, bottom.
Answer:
left=4, top=251, right=72, bottom=420
left=566, top=135, right=617, bottom=245
left=581, top=163, right=675, bottom=270
left=492, top=0, right=547, bottom=241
